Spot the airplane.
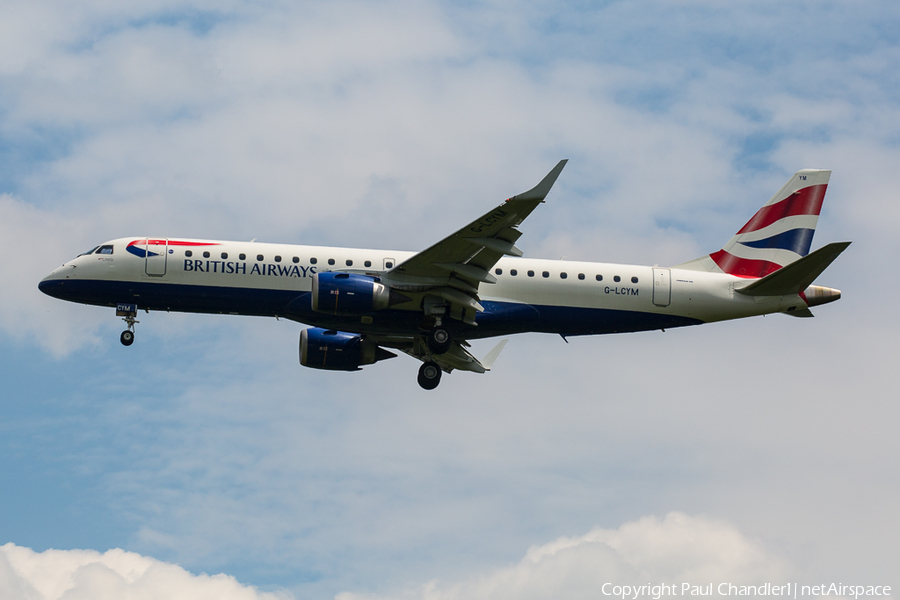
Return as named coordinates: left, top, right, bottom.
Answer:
left=39, top=161, right=850, bottom=389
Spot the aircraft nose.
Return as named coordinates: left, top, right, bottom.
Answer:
left=38, top=276, right=64, bottom=298
left=38, top=265, right=74, bottom=299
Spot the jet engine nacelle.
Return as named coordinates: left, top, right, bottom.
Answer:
left=299, top=327, right=396, bottom=371
left=311, top=272, right=391, bottom=315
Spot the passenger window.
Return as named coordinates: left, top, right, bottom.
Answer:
left=510, top=269, right=518, bottom=276
left=364, top=260, right=372, bottom=268
left=542, top=271, right=549, bottom=278
left=257, top=254, right=264, bottom=261
left=527, top=270, right=535, bottom=277
left=578, top=273, right=585, bottom=280
left=346, top=259, right=353, bottom=266
left=221, top=252, right=228, bottom=259
left=614, top=275, right=621, bottom=282
left=632, top=276, right=638, bottom=283
left=239, top=253, right=246, bottom=260
left=203, top=251, right=210, bottom=258
left=495, top=268, right=502, bottom=275
left=275, top=255, right=282, bottom=263
left=596, top=274, right=603, bottom=281
left=385, top=261, right=393, bottom=269
left=560, top=272, right=567, bottom=279
left=293, top=256, right=299, bottom=263
left=185, top=250, right=193, bottom=258
left=328, top=258, right=335, bottom=265
left=310, top=257, right=317, bottom=264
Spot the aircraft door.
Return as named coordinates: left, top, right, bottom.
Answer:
left=652, top=268, right=671, bottom=307
left=144, top=238, right=168, bottom=277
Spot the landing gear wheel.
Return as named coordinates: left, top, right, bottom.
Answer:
left=427, top=327, right=451, bottom=354
left=120, top=330, right=135, bottom=346
left=417, top=361, right=442, bottom=390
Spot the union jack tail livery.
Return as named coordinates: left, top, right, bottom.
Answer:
left=678, top=169, right=831, bottom=278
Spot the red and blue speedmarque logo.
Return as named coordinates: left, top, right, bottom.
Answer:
left=126, top=239, right=220, bottom=258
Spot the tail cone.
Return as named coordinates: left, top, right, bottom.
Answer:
left=802, top=285, right=841, bottom=307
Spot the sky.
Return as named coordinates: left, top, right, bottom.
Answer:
left=1, top=0, right=898, bottom=598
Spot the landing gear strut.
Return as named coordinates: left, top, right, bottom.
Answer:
left=417, top=361, right=442, bottom=390
left=117, top=303, right=139, bottom=346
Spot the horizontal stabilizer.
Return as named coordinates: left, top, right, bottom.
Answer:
left=736, top=241, right=851, bottom=296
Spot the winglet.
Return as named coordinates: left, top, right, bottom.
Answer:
left=481, top=339, right=509, bottom=370
left=509, top=160, right=568, bottom=202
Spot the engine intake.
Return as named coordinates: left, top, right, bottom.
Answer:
left=311, top=272, right=393, bottom=315
left=299, top=327, right=396, bottom=371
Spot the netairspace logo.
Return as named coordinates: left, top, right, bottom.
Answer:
left=601, top=583, right=893, bottom=600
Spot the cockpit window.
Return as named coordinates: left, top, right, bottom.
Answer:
left=97, top=245, right=114, bottom=255
left=78, top=246, right=100, bottom=257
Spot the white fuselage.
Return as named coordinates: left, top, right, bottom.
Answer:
left=40, top=236, right=805, bottom=339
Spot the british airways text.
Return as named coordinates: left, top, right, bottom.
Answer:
left=183, top=260, right=318, bottom=278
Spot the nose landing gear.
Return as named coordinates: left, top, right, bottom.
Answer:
left=116, top=303, right=139, bottom=346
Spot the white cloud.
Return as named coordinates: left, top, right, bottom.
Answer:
left=0, top=543, right=291, bottom=600
left=0, top=514, right=794, bottom=600
left=337, top=513, right=790, bottom=600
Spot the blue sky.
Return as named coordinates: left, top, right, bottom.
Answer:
left=1, top=1, right=898, bottom=598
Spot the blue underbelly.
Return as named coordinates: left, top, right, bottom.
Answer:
left=39, top=279, right=703, bottom=337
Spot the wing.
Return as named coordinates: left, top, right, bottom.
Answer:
left=382, top=160, right=567, bottom=323
left=376, top=337, right=509, bottom=373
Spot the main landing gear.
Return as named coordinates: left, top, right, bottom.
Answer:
left=116, top=303, right=139, bottom=346
left=417, top=323, right=451, bottom=390
left=417, top=361, right=442, bottom=390
left=427, top=326, right=451, bottom=354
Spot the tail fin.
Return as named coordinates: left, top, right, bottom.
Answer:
left=676, top=169, right=831, bottom=277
